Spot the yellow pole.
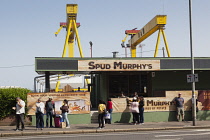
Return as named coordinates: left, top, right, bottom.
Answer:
left=161, top=29, right=171, bottom=57
left=154, top=29, right=162, bottom=57
left=72, top=20, right=84, bottom=57
left=68, top=39, right=74, bottom=57
left=62, top=20, right=72, bottom=57
left=55, top=81, right=61, bottom=92
left=131, top=46, right=136, bottom=57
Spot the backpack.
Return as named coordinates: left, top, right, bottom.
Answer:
left=61, top=105, right=69, bottom=113
left=99, top=104, right=106, bottom=114
left=46, top=101, right=54, bottom=111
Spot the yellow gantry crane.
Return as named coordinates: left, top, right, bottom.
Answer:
left=55, top=4, right=84, bottom=58
left=54, top=4, right=86, bottom=92
left=121, top=29, right=140, bottom=57
left=122, top=15, right=170, bottom=57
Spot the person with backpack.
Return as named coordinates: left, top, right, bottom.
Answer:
left=45, top=97, right=55, bottom=128
left=60, top=99, right=70, bottom=128
left=97, top=100, right=106, bottom=129
left=36, top=98, right=45, bottom=130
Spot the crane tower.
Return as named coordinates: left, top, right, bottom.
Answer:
left=55, top=4, right=84, bottom=58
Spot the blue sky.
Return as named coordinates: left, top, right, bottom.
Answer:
left=0, top=0, right=210, bottom=90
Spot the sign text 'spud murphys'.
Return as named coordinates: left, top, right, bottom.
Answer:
left=88, top=61, right=152, bottom=69
left=78, top=60, right=160, bottom=71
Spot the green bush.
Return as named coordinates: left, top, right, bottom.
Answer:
left=0, top=88, right=31, bottom=120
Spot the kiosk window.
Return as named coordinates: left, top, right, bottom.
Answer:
left=109, top=74, right=147, bottom=97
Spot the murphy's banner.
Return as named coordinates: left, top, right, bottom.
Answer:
left=111, top=91, right=203, bottom=112
left=78, top=60, right=160, bottom=71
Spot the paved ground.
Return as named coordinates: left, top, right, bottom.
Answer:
left=1, top=121, right=210, bottom=137
left=2, top=129, right=210, bottom=140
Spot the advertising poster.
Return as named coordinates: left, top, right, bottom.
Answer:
left=27, top=92, right=90, bottom=115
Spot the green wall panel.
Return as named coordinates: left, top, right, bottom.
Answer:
left=31, top=111, right=210, bottom=125
left=100, top=73, right=108, bottom=101
left=31, top=114, right=91, bottom=126
left=111, top=111, right=210, bottom=123
left=197, top=111, right=210, bottom=120
left=152, top=71, right=190, bottom=92
left=152, top=71, right=210, bottom=94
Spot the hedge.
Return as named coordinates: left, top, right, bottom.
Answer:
left=0, top=88, right=31, bottom=119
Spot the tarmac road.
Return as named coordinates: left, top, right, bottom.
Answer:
left=1, top=129, right=210, bottom=140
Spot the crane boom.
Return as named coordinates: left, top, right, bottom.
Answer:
left=128, top=15, right=170, bottom=57
left=129, top=15, right=166, bottom=46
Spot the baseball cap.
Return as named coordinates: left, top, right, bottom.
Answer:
left=48, top=96, right=53, bottom=99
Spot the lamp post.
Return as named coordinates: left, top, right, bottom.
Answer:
left=162, top=47, right=165, bottom=57
left=139, top=44, right=145, bottom=57
left=189, top=0, right=196, bottom=126
left=121, top=43, right=130, bottom=57
left=89, top=41, right=93, bottom=58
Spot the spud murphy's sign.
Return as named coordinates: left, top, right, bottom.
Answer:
left=78, top=60, right=160, bottom=71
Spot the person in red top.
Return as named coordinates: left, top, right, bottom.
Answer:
left=106, top=98, right=113, bottom=124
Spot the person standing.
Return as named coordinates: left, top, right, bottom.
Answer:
left=36, top=98, right=45, bottom=130
left=134, top=92, right=138, bottom=98
left=97, top=100, right=106, bottom=129
left=12, top=97, right=25, bottom=131
left=45, top=97, right=55, bottom=128
left=60, top=99, right=70, bottom=128
left=174, top=93, right=185, bottom=121
left=106, top=98, right=113, bottom=124
left=138, top=96, right=145, bottom=124
left=130, top=97, right=139, bottom=125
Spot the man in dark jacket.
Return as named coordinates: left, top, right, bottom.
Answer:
left=138, top=96, right=145, bottom=124
left=45, top=97, right=55, bottom=128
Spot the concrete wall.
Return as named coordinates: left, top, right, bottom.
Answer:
left=0, top=115, right=32, bottom=126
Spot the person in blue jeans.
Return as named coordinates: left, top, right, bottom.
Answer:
left=106, top=98, right=113, bottom=124
left=45, top=97, right=55, bottom=128
left=60, top=99, right=70, bottom=128
left=139, top=96, right=145, bottom=124
left=36, top=98, right=45, bottom=130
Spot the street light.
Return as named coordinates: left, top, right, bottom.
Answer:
left=121, top=43, right=130, bottom=57
left=89, top=41, right=93, bottom=58
left=162, top=47, right=165, bottom=57
left=139, top=44, right=145, bottom=57
left=189, top=0, right=196, bottom=126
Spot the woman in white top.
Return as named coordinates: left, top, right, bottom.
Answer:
left=130, top=97, right=140, bottom=125
left=36, top=98, right=45, bottom=130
